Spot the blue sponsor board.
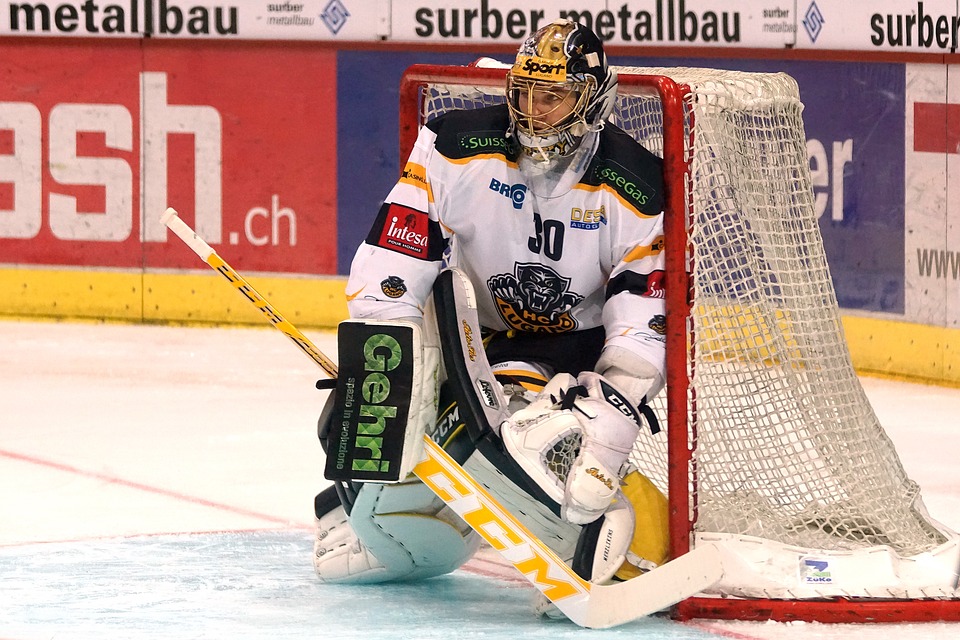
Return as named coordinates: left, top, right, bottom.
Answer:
left=619, top=57, right=906, bottom=314
left=336, top=51, right=484, bottom=274
left=794, top=62, right=905, bottom=314
left=336, top=53, right=905, bottom=313
left=808, top=63, right=906, bottom=314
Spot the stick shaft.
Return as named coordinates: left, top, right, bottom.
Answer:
left=162, top=208, right=339, bottom=378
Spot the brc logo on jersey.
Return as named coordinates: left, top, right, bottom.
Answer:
left=489, top=178, right=527, bottom=210
left=399, top=162, right=428, bottom=190
left=378, top=204, right=429, bottom=259
left=513, top=55, right=567, bottom=82
left=570, top=206, right=607, bottom=229
left=487, top=263, right=583, bottom=334
left=595, top=163, right=653, bottom=207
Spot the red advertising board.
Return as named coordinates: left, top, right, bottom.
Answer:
left=0, top=39, right=337, bottom=274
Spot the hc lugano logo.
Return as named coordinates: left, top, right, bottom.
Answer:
left=380, top=275, right=407, bottom=299
left=487, top=263, right=583, bottom=334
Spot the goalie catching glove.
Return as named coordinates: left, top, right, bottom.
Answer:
left=500, top=371, right=654, bottom=525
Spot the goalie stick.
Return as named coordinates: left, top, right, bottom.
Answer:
left=160, top=207, right=338, bottom=379
left=161, top=207, right=724, bottom=629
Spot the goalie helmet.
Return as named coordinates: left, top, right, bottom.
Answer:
left=506, top=19, right=618, bottom=164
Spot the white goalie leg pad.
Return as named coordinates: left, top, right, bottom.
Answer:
left=314, top=499, right=386, bottom=583
left=535, top=495, right=636, bottom=619
left=462, top=445, right=583, bottom=563
left=314, top=480, right=480, bottom=584
left=583, top=495, right=637, bottom=583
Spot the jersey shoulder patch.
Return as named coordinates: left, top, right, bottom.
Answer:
left=426, top=105, right=518, bottom=162
left=581, top=124, right=665, bottom=216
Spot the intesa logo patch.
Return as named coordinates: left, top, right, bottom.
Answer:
left=377, top=204, right=430, bottom=259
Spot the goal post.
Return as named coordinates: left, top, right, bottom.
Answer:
left=397, top=62, right=960, bottom=623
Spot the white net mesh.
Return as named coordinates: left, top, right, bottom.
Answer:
left=414, top=66, right=951, bottom=578
left=651, top=68, right=943, bottom=558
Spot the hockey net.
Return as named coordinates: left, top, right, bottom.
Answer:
left=398, top=63, right=960, bottom=622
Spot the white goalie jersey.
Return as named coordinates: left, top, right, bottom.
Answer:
left=346, top=104, right=667, bottom=376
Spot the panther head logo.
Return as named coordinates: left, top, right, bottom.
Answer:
left=487, top=263, right=583, bottom=333
left=648, top=314, right=666, bottom=335
left=515, top=264, right=572, bottom=314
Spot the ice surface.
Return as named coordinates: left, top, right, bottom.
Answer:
left=1, top=320, right=958, bottom=639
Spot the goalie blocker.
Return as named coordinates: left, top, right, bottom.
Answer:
left=322, top=320, right=438, bottom=483
left=319, top=268, right=510, bottom=488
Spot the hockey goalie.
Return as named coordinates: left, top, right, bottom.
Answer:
left=313, top=19, right=670, bottom=616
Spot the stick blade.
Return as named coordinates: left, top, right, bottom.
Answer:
left=583, top=543, right=723, bottom=629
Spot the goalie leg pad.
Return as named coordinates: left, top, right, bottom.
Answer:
left=572, top=494, right=636, bottom=584
left=536, top=495, right=636, bottom=619
left=536, top=470, right=671, bottom=618
left=616, top=469, right=670, bottom=579
left=313, top=480, right=481, bottom=584
left=314, top=486, right=387, bottom=583
left=432, top=268, right=510, bottom=441
left=462, top=444, right=583, bottom=562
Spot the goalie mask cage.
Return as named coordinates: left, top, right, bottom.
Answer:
left=398, top=63, right=960, bottom=623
